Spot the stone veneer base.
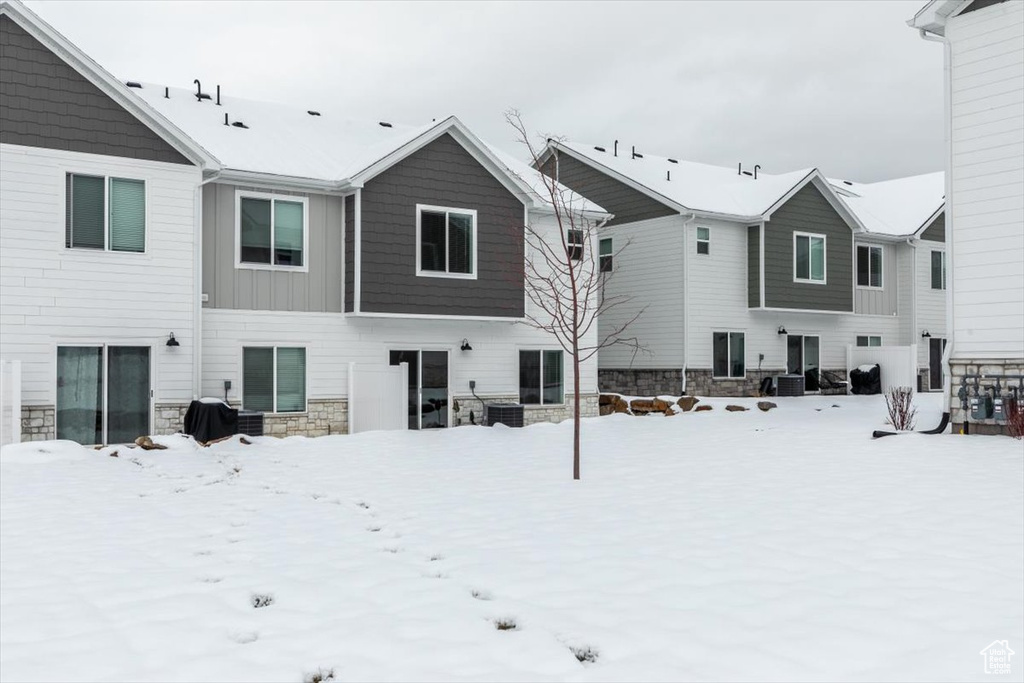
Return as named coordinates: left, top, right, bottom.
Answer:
left=949, top=358, right=1024, bottom=437
left=453, top=394, right=599, bottom=427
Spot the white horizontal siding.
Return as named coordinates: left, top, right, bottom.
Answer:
left=947, top=1, right=1024, bottom=360
left=0, top=143, right=200, bottom=405
left=597, top=215, right=685, bottom=369
left=915, top=240, right=947, bottom=367
left=202, top=309, right=598, bottom=403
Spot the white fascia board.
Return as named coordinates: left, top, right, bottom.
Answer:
left=907, top=0, right=968, bottom=33
left=911, top=205, right=945, bottom=238
left=345, top=311, right=525, bottom=323
left=347, top=117, right=540, bottom=209
left=545, top=142, right=691, bottom=215
left=216, top=169, right=345, bottom=194
left=0, top=1, right=220, bottom=171
left=765, top=171, right=869, bottom=234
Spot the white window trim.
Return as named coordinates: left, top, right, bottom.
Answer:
left=518, top=347, right=565, bottom=407
left=793, top=231, right=827, bottom=285
left=64, top=171, right=150, bottom=255
left=415, top=204, right=478, bottom=280
left=234, top=190, right=310, bottom=273
left=712, top=331, right=746, bottom=380
left=599, top=237, right=613, bottom=272
left=856, top=244, right=884, bottom=290
left=240, top=344, right=309, bottom=415
left=696, top=226, right=710, bottom=255
left=931, top=249, right=947, bottom=290
left=856, top=335, right=883, bottom=347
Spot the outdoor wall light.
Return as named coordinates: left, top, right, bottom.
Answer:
left=921, top=330, right=931, bottom=338
left=460, top=339, right=472, bottom=351
left=777, top=326, right=787, bottom=335
left=166, top=332, right=180, bottom=347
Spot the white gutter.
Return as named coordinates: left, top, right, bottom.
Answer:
left=919, top=27, right=954, bottom=413
left=681, top=212, right=697, bottom=394
left=192, top=171, right=221, bottom=401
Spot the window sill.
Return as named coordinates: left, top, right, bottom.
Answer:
left=521, top=402, right=565, bottom=409
left=793, top=278, right=827, bottom=285
left=416, top=270, right=478, bottom=281
left=236, top=262, right=309, bottom=274
left=856, top=285, right=884, bottom=291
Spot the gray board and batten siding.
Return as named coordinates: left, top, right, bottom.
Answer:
left=920, top=212, right=945, bottom=242
left=344, top=194, right=355, bottom=313
left=539, top=152, right=676, bottom=227
left=202, top=183, right=344, bottom=312
left=748, top=225, right=760, bottom=308
left=853, top=240, right=899, bottom=316
left=358, top=133, right=525, bottom=318
left=760, top=183, right=854, bottom=313
left=0, top=14, right=191, bottom=165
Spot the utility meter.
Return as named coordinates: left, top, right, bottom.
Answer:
left=970, top=393, right=994, bottom=421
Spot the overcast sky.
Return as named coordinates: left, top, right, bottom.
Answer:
left=25, top=0, right=943, bottom=183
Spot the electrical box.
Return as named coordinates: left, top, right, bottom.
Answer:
left=970, top=394, right=993, bottom=421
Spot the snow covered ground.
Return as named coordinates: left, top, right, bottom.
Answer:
left=1, top=394, right=1021, bottom=682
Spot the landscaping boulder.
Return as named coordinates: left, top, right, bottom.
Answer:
left=695, top=404, right=713, bottom=412
left=676, top=396, right=700, bottom=412
left=725, top=405, right=748, bottom=412
left=652, top=398, right=672, bottom=412
left=613, top=397, right=629, bottom=414
left=629, top=399, right=657, bottom=414
left=757, top=401, right=777, bottom=412
left=598, top=394, right=616, bottom=406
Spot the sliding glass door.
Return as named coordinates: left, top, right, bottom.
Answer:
left=389, top=349, right=449, bottom=430
left=786, top=335, right=821, bottom=391
left=57, top=345, right=151, bottom=444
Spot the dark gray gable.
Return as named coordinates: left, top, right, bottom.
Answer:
left=961, top=0, right=1010, bottom=14
left=0, top=14, right=191, bottom=165
left=920, top=211, right=945, bottom=242
left=358, top=133, right=525, bottom=317
left=763, top=183, right=854, bottom=313
left=539, top=151, right=676, bottom=226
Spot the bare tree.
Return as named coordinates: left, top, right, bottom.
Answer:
left=505, top=110, right=645, bottom=480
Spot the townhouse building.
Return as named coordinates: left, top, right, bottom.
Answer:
left=537, top=141, right=945, bottom=397
left=0, top=0, right=602, bottom=443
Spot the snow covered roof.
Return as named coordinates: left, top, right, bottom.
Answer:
left=828, top=172, right=944, bottom=238
left=130, top=84, right=441, bottom=183
left=488, top=146, right=608, bottom=216
left=547, top=141, right=821, bottom=220
left=129, top=84, right=551, bottom=211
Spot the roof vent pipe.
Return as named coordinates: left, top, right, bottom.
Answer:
left=164, top=86, right=169, bottom=99
left=216, top=85, right=221, bottom=106
left=194, top=79, right=201, bottom=101
left=742, top=170, right=753, bottom=176
left=224, top=113, right=228, bottom=126
left=614, top=140, right=618, bottom=157
left=667, top=170, right=671, bottom=181
left=738, top=162, right=742, bottom=176
left=754, top=164, right=760, bottom=180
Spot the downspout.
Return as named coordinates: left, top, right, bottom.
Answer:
left=919, top=27, right=954, bottom=413
left=193, top=171, right=221, bottom=401
left=907, top=237, right=919, bottom=382
left=681, top=212, right=697, bottom=394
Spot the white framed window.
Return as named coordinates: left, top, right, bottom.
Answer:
left=599, top=237, right=613, bottom=272
left=697, top=226, right=710, bottom=255
left=712, top=332, right=745, bottom=378
left=793, top=232, right=826, bottom=284
left=242, top=346, right=307, bottom=413
left=416, top=204, right=477, bottom=279
left=65, top=173, right=146, bottom=252
left=235, top=191, right=309, bottom=271
left=519, top=349, right=563, bottom=405
left=567, top=229, right=584, bottom=261
left=856, top=335, right=882, bottom=347
left=931, top=250, right=946, bottom=290
left=856, top=244, right=883, bottom=288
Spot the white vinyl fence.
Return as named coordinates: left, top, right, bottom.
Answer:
left=0, top=359, right=22, bottom=446
left=348, top=362, right=409, bottom=434
left=846, top=344, right=918, bottom=394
